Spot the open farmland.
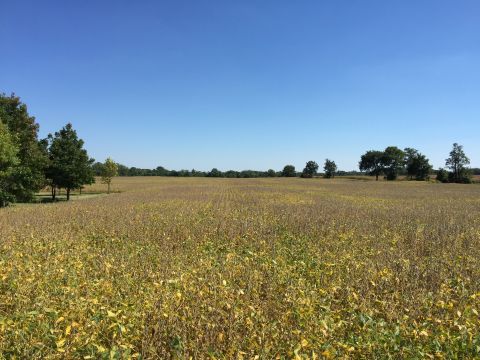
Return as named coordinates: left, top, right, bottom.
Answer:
left=1, top=177, right=480, bottom=358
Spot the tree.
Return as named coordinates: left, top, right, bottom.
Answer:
left=0, top=93, right=48, bottom=201
left=155, top=166, right=169, bottom=176
left=302, top=161, right=318, bottom=178
left=46, top=123, right=95, bottom=201
left=436, top=168, right=448, bottom=183
left=266, top=169, right=276, bottom=177
left=359, top=150, right=384, bottom=180
left=445, top=143, right=470, bottom=183
left=208, top=168, right=222, bottom=177
left=117, top=164, right=129, bottom=176
left=0, top=121, right=19, bottom=207
left=281, top=165, right=296, bottom=177
left=404, top=148, right=432, bottom=181
left=404, top=148, right=418, bottom=180
left=381, top=146, right=405, bottom=180
left=101, top=158, right=118, bottom=193
left=224, top=170, right=239, bottom=178
left=92, top=161, right=104, bottom=176
left=323, top=159, right=337, bottom=178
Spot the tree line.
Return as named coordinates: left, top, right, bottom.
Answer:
left=90, top=160, right=350, bottom=179
left=91, top=164, right=281, bottom=178
left=0, top=93, right=477, bottom=207
left=95, top=146, right=476, bottom=184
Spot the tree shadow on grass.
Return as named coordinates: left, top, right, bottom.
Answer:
left=32, top=192, right=116, bottom=203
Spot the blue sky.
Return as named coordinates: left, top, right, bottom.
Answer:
left=1, top=0, right=479, bottom=171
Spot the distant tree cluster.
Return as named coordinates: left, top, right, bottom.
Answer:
left=298, top=159, right=338, bottom=179
left=358, top=144, right=474, bottom=183
left=359, top=146, right=432, bottom=181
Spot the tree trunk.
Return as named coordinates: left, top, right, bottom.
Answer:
left=376, top=174, right=379, bottom=181
left=66, top=188, right=70, bottom=201
left=52, top=186, right=56, bottom=201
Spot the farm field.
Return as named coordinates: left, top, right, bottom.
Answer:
left=1, top=177, right=480, bottom=359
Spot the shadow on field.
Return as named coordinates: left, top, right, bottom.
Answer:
left=29, top=191, right=118, bottom=204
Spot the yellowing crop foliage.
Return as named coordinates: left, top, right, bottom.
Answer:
left=1, top=177, right=480, bottom=358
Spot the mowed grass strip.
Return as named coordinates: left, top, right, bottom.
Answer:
left=1, top=177, right=479, bottom=359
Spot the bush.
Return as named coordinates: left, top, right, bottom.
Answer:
left=447, top=169, right=472, bottom=184
left=0, top=188, right=15, bottom=207
left=436, top=168, right=448, bottom=183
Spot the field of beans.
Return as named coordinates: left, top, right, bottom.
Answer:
left=1, top=177, right=479, bottom=359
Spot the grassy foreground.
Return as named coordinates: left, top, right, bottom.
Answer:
left=1, top=177, right=479, bottom=359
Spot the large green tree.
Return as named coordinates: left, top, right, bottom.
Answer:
left=323, top=159, right=337, bottom=179
left=0, top=93, right=48, bottom=201
left=47, top=123, right=95, bottom=201
left=381, top=146, right=405, bottom=180
left=404, top=148, right=432, bottom=181
left=301, top=161, right=318, bottom=178
left=281, top=165, right=296, bottom=177
left=359, top=150, right=384, bottom=180
left=0, top=121, right=19, bottom=207
left=445, top=143, right=471, bottom=183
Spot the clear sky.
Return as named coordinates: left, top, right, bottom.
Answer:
left=1, top=0, right=479, bottom=171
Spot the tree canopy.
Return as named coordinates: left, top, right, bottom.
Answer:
left=266, top=169, right=276, bottom=177
left=404, top=148, right=432, bottom=181
left=302, top=161, right=318, bottom=178
left=381, top=146, right=405, bottom=180
left=0, top=121, right=19, bottom=171
left=46, top=123, right=95, bottom=200
left=0, top=121, right=20, bottom=207
left=281, top=165, right=296, bottom=177
left=445, top=143, right=471, bottom=183
left=359, top=150, right=384, bottom=180
left=101, top=158, right=118, bottom=193
left=323, top=159, right=337, bottom=179
left=0, top=93, right=48, bottom=201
